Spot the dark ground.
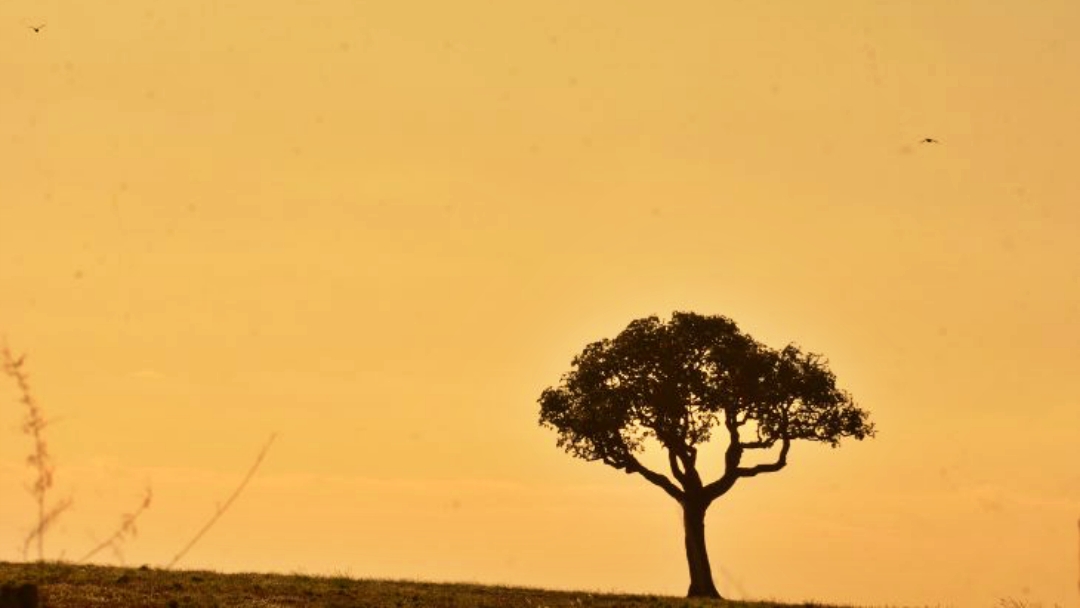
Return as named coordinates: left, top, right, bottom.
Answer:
left=0, top=561, right=823, bottom=608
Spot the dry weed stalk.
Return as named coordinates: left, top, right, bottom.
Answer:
left=78, top=487, right=153, bottom=563
left=1, top=341, right=73, bottom=561
left=164, top=432, right=278, bottom=569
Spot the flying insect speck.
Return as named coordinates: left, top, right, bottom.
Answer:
left=29, top=23, right=46, bottom=33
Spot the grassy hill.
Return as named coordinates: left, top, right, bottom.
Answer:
left=0, top=561, right=819, bottom=608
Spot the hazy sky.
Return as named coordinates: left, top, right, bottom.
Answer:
left=2, top=1, right=1079, bottom=606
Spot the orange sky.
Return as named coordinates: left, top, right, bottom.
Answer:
left=2, top=1, right=1079, bottom=606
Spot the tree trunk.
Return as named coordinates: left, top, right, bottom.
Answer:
left=682, top=499, right=722, bottom=599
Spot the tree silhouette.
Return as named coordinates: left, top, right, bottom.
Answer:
left=538, top=312, right=875, bottom=599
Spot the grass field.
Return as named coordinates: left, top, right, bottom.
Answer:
left=0, top=561, right=820, bottom=608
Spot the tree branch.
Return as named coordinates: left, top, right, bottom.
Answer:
left=736, top=436, right=790, bottom=478
left=625, top=455, right=684, bottom=501
left=700, top=410, right=747, bottom=502
left=722, top=410, right=743, bottom=473
left=702, top=473, right=737, bottom=502
left=668, top=450, right=687, bottom=484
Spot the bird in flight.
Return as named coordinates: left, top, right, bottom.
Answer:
left=921, top=137, right=940, bottom=144
left=29, top=23, right=46, bottom=33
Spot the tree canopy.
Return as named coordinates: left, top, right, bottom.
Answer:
left=538, top=311, right=875, bottom=503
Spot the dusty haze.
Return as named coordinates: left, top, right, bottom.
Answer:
left=2, top=1, right=1079, bottom=607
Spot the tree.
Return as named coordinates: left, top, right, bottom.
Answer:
left=538, top=312, right=875, bottom=599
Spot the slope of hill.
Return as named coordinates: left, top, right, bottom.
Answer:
left=0, top=562, right=833, bottom=608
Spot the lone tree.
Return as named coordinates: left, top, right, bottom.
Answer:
left=538, top=312, right=875, bottom=599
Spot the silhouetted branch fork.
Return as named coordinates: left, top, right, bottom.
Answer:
left=164, top=432, right=278, bottom=569
left=78, top=487, right=153, bottom=563
left=668, top=451, right=688, bottom=484
left=733, top=437, right=790, bottom=477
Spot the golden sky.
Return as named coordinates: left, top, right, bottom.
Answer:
left=2, top=1, right=1079, bottom=606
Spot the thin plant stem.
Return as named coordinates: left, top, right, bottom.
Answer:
left=164, top=433, right=277, bottom=569
left=2, top=340, right=70, bottom=562
left=78, top=487, right=153, bottom=563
